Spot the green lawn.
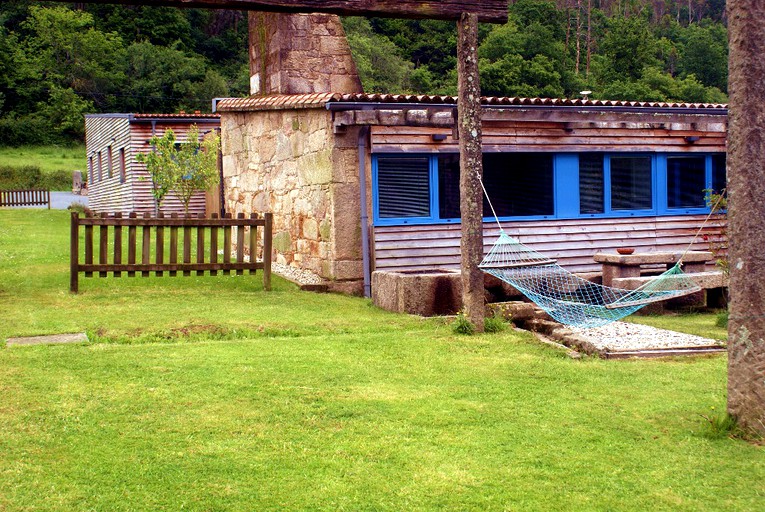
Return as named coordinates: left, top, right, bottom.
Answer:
left=0, top=209, right=762, bottom=511
left=0, top=144, right=86, bottom=174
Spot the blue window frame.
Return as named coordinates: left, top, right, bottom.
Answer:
left=372, top=152, right=726, bottom=226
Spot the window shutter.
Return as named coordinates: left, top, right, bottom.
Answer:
left=377, top=157, right=431, bottom=218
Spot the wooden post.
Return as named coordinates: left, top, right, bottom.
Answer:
left=457, top=12, right=485, bottom=332
left=264, top=212, right=273, bottom=291
left=727, top=0, right=765, bottom=435
left=70, top=212, right=79, bottom=293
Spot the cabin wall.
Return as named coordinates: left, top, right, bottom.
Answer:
left=128, top=120, right=219, bottom=215
left=85, top=116, right=133, bottom=213
left=373, top=215, right=726, bottom=273
left=371, top=118, right=727, bottom=153
left=85, top=116, right=219, bottom=215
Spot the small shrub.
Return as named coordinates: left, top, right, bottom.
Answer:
left=715, top=310, right=729, bottom=328
left=484, top=315, right=507, bottom=333
left=452, top=312, right=476, bottom=335
left=702, top=411, right=738, bottom=439
left=67, top=202, right=92, bottom=216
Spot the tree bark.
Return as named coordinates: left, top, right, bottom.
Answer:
left=727, top=0, right=765, bottom=435
left=457, top=12, right=485, bottom=332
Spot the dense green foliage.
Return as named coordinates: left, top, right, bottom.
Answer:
left=0, top=1, right=248, bottom=145
left=0, top=1, right=728, bottom=146
left=0, top=164, right=70, bottom=190
left=0, top=209, right=762, bottom=511
left=347, top=0, right=728, bottom=103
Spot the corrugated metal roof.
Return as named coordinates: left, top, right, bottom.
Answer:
left=215, top=93, right=728, bottom=112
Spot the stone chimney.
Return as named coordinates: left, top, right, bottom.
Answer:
left=248, top=12, right=363, bottom=95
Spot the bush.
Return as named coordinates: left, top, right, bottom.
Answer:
left=0, top=165, right=71, bottom=191
left=484, top=315, right=508, bottom=333
left=452, top=312, right=476, bottom=335
left=715, top=310, right=729, bottom=328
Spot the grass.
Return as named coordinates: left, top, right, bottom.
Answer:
left=0, top=144, right=86, bottom=174
left=1, top=209, right=762, bottom=511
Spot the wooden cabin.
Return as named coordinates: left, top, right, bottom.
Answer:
left=217, top=93, right=727, bottom=295
left=84, top=113, right=221, bottom=215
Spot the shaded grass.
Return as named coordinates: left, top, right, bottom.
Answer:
left=0, top=210, right=762, bottom=511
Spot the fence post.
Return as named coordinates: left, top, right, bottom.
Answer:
left=264, top=212, right=272, bottom=291
left=70, top=212, right=79, bottom=293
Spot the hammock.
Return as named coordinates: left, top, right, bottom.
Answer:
left=479, top=232, right=703, bottom=329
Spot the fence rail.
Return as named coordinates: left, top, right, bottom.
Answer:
left=0, top=189, right=51, bottom=209
left=70, top=211, right=272, bottom=292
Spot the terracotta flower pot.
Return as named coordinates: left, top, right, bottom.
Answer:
left=616, top=247, right=635, bottom=255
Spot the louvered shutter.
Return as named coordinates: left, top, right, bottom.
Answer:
left=377, top=157, right=431, bottom=218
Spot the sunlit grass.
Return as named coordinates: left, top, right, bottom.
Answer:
left=0, top=209, right=761, bottom=511
left=0, top=144, right=86, bottom=174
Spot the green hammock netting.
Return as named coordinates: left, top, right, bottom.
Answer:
left=479, top=232, right=703, bottom=328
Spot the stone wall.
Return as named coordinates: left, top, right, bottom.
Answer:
left=221, top=107, right=365, bottom=294
left=248, top=12, right=362, bottom=95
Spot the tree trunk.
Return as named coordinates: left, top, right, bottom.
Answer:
left=457, top=12, right=485, bottom=332
left=727, top=0, right=765, bottom=435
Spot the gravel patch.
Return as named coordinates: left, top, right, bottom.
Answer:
left=570, top=321, right=724, bottom=352
left=272, top=262, right=325, bottom=285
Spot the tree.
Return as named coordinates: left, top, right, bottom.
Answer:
left=726, top=0, right=765, bottom=436
left=137, top=125, right=221, bottom=214
left=172, top=125, right=220, bottom=214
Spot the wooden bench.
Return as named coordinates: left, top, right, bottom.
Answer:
left=0, top=189, right=51, bottom=209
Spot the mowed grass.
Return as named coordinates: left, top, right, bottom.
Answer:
left=1, top=209, right=762, bottom=511
left=0, top=144, right=86, bottom=174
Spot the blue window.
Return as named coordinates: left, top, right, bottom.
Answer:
left=372, top=152, right=726, bottom=225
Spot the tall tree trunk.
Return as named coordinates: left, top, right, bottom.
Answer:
left=457, top=12, right=485, bottom=332
left=586, top=0, right=592, bottom=76
left=575, top=0, right=582, bottom=75
left=727, top=0, right=765, bottom=436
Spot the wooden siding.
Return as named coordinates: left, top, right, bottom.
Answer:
left=370, top=121, right=727, bottom=153
left=85, top=116, right=220, bottom=215
left=372, top=215, right=726, bottom=274
left=85, top=116, right=133, bottom=213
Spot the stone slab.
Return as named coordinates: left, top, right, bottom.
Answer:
left=594, top=251, right=713, bottom=265
left=6, top=332, right=89, bottom=346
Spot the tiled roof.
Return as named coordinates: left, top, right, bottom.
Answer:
left=215, top=93, right=728, bottom=112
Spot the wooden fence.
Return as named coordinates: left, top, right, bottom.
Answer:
left=70, top=212, right=272, bottom=292
left=0, top=189, right=50, bottom=209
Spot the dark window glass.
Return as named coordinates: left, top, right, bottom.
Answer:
left=377, top=156, right=431, bottom=218
left=712, top=154, right=726, bottom=193
left=483, top=153, right=554, bottom=217
left=107, top=147, right=113, bottom=179
left=438, top=154, right=461, bottom=219
left=610, top=156, right=652, bottom=210
left=119, top=148, right=126, bottom=183
left=579, top=153, right=604, bottom=214
left=667, top=156, right=706, bottom=208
